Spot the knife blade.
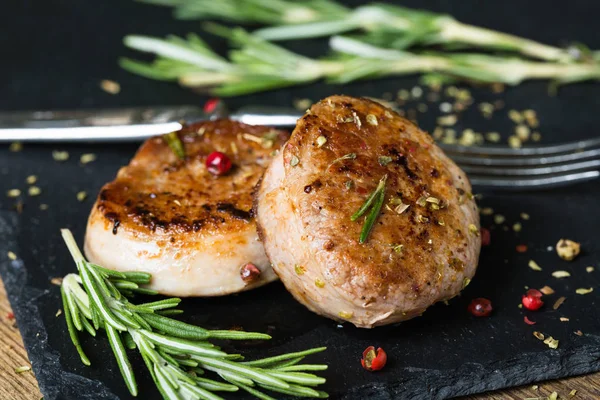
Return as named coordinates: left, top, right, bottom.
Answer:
left=0, top=105, right=304, bottom=142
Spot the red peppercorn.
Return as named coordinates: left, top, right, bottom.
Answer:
left=206, top=152, right=232, bottom=176
left=361, top=346, right=387, bottom=372
left=240, top=263, right=261, bottom=283
left=524, top=316, right=536, bottom=325
left=6, top=312, right=14, bottom=320
left=467, top=298, right=493, bottom=317
left=480, top=228, right=491, bottom=246
left=516, top=244, right=528, bottom=253
left=522, top=289, right=544, bottom=311
left=203, top=98, right=220, bottom=113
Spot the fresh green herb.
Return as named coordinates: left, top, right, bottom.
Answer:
left=163, top=131, right=186, bottom=160
left=140, top=0, right=584, bottom=63
left=378, top=156, right=392, bottom=166
left=59, top=229, right=328, bottom=399
left=351, top=175, right=387, bottom=244
left=122, top=30, right=600, bottom=97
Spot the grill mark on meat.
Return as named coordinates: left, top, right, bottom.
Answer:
left=216, top=202, right=251, bottom=221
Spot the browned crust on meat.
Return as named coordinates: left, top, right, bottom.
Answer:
left=279, top=96, right=479, bottom=301
left=95, top=120, right=289, bottom=236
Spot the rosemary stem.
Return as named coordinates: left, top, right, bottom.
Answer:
left=60, top=229, right=86, bottom=265
left=441, top=20, right=571, bottom=62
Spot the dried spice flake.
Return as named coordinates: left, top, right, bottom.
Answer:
left=533, top=331, right=545, bottom=340
left=26, top=175, right=37, bottom=185
left=290, top=156, right=300, bottom=167
left=494, top=214, right=505, bottom=224
left=513, top=222, right=522, bottom=232
left=553, top=296, right=566, bottom=310
left=40, top=204, right=49, bottom=211
left=560, top=317, right=570, bottom=322
left=338, top=311, right=354, bottom=319
left=468, top=224, right=479, bottom=236
left=314, top=278, right=325, bottom=288
left=378, top=156, right=393, bottom=166
left=575, top=287, right=593, bottom=295
left=520, top=212, right=530, bottom=220
left=552, top=270, right=571, bottom=278
left=586, top=266, right=595, bottom=273
left=7, top=251, right=17, bottom=261
left=294, top=265, right=306, bottom=275
left=28, top=186, right=41, bottom=196
left=52, top=150, right=70, bottom=162
left=80, top=153, right=97, bottom=164
left=480, top=207, right=494, bottom=215
left=556, top=239, right=581, bottom=261
left=50, top=277, right=63, bottom=286
left=14, top=366, right=31, bottom=374
left=540, top=286, right=555, bottom=295
left=528, top=260, right=542, bottom=271
left=6, top=189, right=21, bottom=198
left=9, top=142, right=23, bottom=152
left=569, top=389, right=577, bottom=397
left=316, top=135, right=327, bottom=148
left=366, top=114, right=378, bottom=126
left=76, top=191, right=88, bottom=202
left=574, top=330, right=583, bottom=336
left=55, top=309, right=63, bottom=317
left=100, top=79, right=121, bottom=94
left=543, top=336, right=559, bottom=349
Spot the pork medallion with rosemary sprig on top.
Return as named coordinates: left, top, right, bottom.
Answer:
left=255, top=95, right=481, bottom=328
left=85, top=120, right=289, bottom=296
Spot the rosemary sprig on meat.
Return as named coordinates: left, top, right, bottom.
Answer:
left=351, top=175, right=387, bottom=244
left=163, top=131, right=186, bottom=159
left=121, top=30, right=600, bottom=97
left=138, top=0, right=593, bottom=63
left=59, top=229, right=328, bottom=399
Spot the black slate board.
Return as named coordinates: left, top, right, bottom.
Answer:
left=2, top=1, right=600, bottom=399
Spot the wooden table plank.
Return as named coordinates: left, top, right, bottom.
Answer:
left=1, top=277, right=598, bottom=400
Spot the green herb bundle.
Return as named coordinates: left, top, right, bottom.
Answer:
left=121, top=29, right=600, bottom=97
left=60, top=229, right=328, bottom=399
left=138, top=0, right=594, bottom=63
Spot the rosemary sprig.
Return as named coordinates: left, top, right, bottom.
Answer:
left=59, top=229, right=328, bottom=399
left=122, top=31, right=600, bottom=97
left=351, top=175, right=387, bottom=244
left=138, top=0, right=587, bottom=63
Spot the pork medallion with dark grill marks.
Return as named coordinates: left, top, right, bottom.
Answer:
left=85, top=120, right=289, bottom=296
left=255, top=95, right=481, bottom=328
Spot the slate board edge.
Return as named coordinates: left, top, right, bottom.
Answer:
left=1, top=210, right=600, bottom=400
left=0, top=212, right=119, bottom=400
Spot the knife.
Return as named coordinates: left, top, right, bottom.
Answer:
left=0, top=104, right=304, bottom=142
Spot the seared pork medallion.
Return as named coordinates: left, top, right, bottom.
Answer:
left=85, top=120, right=289, bottom=296
left=255, top=95, right=480, bottom=328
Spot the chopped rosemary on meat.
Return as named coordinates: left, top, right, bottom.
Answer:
left=327, top=153, right=356, bottom=170
left=378, top=156, right=392, bottom=166
left=351, top=175, right=387, bottom=244
left=163, top=131, right=186, bottom=160
left=58, top=229, right=328, bottom=399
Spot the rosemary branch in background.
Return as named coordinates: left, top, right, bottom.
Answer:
left=138, top=0, right=593, bottom=63
left=121, top=30, right=600, bottom=97
left=60, top=229, right=328, bottom=399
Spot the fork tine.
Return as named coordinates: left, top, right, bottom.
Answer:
left=439, top=137, right=600, bottom=157
left=461, top=159, right=600, bottom=176
left=470, top=170, right=600, bottom=189
left=451, top=148, right=600, bottom=167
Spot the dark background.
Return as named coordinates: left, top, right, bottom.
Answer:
left=1, top=1, right=600, bottom=400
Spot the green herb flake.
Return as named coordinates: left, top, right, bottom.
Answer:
left=163, top=131, right=185, bottom=160
left=345, top=180, right=354, bottom=190
left=327, top=153, right=356, bottom=170
left=378, top=156, right=392, bottom=166
left=290, top=155, right=300, bottom=167
left=391, top=244, right=404, bottom=254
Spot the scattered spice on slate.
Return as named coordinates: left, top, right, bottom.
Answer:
left=552, top=270, right=571, bottom=278
left=100, top=79, right=121, bottom=94
left=575, top=288, right=593, bottom=295
left=28, top=186, right=41, bottom=196
left=574, top=330, right=583, bottom=336
left=6, top=189, right=21, bottom=198
left=9, top=142, right=23, bottom=152
left=528, top=260, right=542, bottom=271
left=540, top=286, right=554, bottom=295
left=26, top=175, right=37, bottom=184
left=361, top=346, right=387, bottom=372
left=556, top=239, right=581, bottom=261
left=586, top=266, right=595, bottom=273
left=76, top=191, right=88, bottom=202
left=516, top=244, right=528, bottom=253
left=80, top=153, right=97, bottom=164
left=7, top=251, right=17, bottom=261
left=553, top=296, right=567, bottom=310
left=52, top=150, right=69, bottom=162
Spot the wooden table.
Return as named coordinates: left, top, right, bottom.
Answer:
left=1, top=278, right=598, bottom=400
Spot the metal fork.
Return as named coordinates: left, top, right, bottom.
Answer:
left=1, top=104, right=598, bottom=190
left=439, top=138, right=600, bottom=190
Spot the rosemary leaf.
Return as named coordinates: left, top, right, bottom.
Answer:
left=106, top=323, right=138, bottom=396
left=142, top=312, right=210, bottom=340
left=60, top=286, right=91, bottom=366
left=163, top=131, right=186, bottom=160
left=207, top=330, right=271, bottom=340
left=350, top=175, right=386, bottom=221
left=358, top=175, right=387, bottom=244
left=242, top=347, right=326, bottom=367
